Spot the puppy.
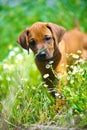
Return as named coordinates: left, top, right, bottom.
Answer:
left=17, top=22, right=87, bottom=109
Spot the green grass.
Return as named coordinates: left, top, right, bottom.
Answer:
left=0, top=1, right=87, bottom=129
left=0, top=48, right=55, bottom=128
left=0, top=47, right=87, bottom=129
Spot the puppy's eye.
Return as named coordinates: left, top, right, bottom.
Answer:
left=29, top=40, right=36, bottom=47
left=45, top=37, right=51, bottom=43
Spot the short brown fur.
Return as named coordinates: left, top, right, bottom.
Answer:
left=17, top=22, right=87, bottom=109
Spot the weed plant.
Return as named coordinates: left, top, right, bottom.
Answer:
left=0, top=48, right=87, bottom=129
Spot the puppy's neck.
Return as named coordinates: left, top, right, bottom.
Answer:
left=52, top=44, right=61, bottom=69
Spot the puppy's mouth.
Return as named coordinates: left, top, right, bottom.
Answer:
left=35, top=50, right=53, bottom=62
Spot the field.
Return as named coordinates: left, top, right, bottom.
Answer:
left=0, top=1, right=87, bottom=129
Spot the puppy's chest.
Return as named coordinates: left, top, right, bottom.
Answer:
left=35, top=60, right=57, bottom=79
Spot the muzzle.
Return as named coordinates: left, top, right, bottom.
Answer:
left=36, top=50, right=46, bottom=61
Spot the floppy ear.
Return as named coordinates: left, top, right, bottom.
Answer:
left=17, top=29, right=29, bottom=53
left=46, top=22, right=66, bottom=44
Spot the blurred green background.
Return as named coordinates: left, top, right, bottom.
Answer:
left=0, top=0, right=87, bottom=129
left=0, top=0, right=87, bottom=61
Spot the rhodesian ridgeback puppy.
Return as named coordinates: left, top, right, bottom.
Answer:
left=17, top=22, right=87, bottom=109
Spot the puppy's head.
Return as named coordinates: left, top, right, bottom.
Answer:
left=17, top=22, right=66, bottom=61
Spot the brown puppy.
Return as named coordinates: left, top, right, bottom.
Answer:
left=17, top=22, right=87, bottom=109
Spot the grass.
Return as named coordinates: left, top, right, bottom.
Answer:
left=0, top=47, right=87, bottom=129
left=0, top=1, right=87, bottom=129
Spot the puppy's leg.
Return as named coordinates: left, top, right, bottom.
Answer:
left=82, top=49, right=87, bottom=59
left=55, top=65, right=67, bottom=110
left=55, top=41, right=67, bottom=110
left=43, top=77, right=56, bottom=97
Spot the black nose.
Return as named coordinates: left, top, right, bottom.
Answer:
left=39, top=51, right=46, bottom=58
left=36, top=51, right=46, bottom=61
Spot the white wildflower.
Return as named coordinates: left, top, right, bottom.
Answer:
left=49, top=61, right=54, bottom=65
left=46, top=61, right=54, bottom=69
left=55, top=93, right=60, bottom=97
left=46, top=64, right=50, bottom=69
left=23, top=49, right=32, bottom=54
left=44, top=84, right=48, bottom=87
left=3, top=64, right=8, bottom=69
left=77, top=50, right=82, bottom=54
left=72, top=54, right=79, bottom=59
left=78, top=58, right=85, bottom=64
left=43, top=74, right=49, bottom=79
left=9, top=51, right=15, bottom=57
left=72, top=66, right=78, bottom=74
left=70, top=65, right=74, bottom=69
left=14, top=47, right=19, bottom=52
left=55, top=93, right=62, bottom=98
left=16, top=54, right=23, bottom=60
